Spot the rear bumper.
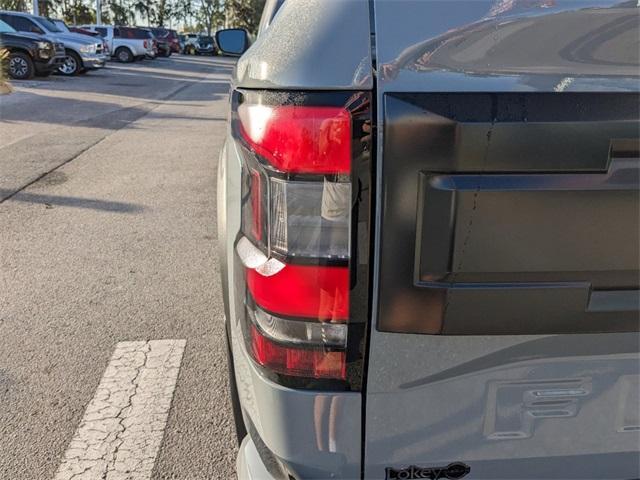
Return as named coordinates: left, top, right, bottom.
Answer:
left=236, top=436, right=278, bottom=480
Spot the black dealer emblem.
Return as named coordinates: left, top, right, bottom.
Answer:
left=385, top=462, right=471, bottom=480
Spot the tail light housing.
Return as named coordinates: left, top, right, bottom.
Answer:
left=232, top=90, right=372, bottom=390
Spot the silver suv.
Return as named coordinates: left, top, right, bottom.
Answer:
left=216, top=1, right=640, bottom=479
left=0, top=11, right=106, bottom=75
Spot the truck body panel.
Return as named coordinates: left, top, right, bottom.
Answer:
left=223, top=2, right=640, bottom=479
left=365, top=1, right=640, bottom=478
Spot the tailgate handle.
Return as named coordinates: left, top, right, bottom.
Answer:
left=587, top=290, right=640, bottom=313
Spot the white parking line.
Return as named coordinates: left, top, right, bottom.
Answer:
left=54, top=339, right=186, bottom=480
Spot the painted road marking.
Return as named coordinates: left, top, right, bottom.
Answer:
left=55, top=339, right=186, bottom=480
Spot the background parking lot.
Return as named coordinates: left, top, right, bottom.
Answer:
left=0, top=55, right=238, bottom=479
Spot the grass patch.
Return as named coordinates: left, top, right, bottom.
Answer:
left=0, top=48, right=13, bottom=94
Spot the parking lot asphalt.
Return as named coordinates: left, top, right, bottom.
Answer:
left=0, top=55, right=238, bottom=479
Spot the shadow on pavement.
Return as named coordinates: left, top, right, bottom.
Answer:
left=0, top=190, right=145, bottom=213
left=0, top=80, right=229, bottom=128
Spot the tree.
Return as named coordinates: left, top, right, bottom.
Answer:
left=36, top=0, right=53, bottom=16
left=0, top=0, right=28, bottom=12
left=57, top=0, right=97, bottom=25
left=133, top=0, right=154, bottom=25
left=197, top=0, right=224, bottom=35
left=4, top=0, right=267, bottom=31
left=63, top=1, right=96, bottom=23
left=172, top=0, right=195, bottom=30
left=108, top=0, right=134, bottom=25
left=154, top=0, right=172, bottom=26
left=225, top=0, right=264, bottom=34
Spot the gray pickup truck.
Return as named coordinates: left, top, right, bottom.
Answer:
left=0, top=10, right=106, bottom=75
left=216, top=1, right=640, bottom=479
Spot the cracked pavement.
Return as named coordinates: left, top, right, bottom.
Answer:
left=0, top=56, right=238, bottom=479
left=55, top=340, right=186, bottom=480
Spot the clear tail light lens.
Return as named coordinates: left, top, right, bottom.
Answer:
left=241, top=164, right=351, bottom=262
left=249, top=306, right=347, bottom=348
left=269, top=177, right=351, bottom=260
left=232, top=90, right=371, bottom=388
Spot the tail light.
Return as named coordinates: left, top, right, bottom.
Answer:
left=232, top=90, right=372, bottom=389
left=143, top=40, right=148, bottom=49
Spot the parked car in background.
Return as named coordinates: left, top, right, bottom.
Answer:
left=128, top=27, right=156, bottom=58
left=149, top=28, right=172, bottom=57
left=68, top=25, right=99, bottom=36
left=194, top=35, right=216, bottom=55
left=149, top=37, right=158, bottom=58
left=0, top=10, right=105, bottom=75
left=81, top=25, right=150, bottom=62
left=140, top=27, right=170, bottom=57
left=133, top=27, right=155, bottom=58
left=165, top=29, right=180, bottom=54
left=181, top=33, right=198, bottom=54
left=178, top=33, right=186, bottom=52
left=50, top=19, right=109, bottom=57
left=0, top=18, right=64, bottom=79
left=156, top=37, right=170, bottom=57
left=217, top=1, right=640, bottom=479
left=120, top=26, right=155, bottom=59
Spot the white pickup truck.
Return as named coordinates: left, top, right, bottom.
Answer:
left=81, top=25, right=152, bottom=62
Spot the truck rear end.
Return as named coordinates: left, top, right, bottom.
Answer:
left=219, top=1, right=640, bottom=478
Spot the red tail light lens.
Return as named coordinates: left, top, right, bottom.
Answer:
left=247, top=264, right=349, bottom=320
left=238, top=104, right=351, bottom=174
left=232, top=91, right=371, bottom=387
left=251, top=326, right=346, bottom=380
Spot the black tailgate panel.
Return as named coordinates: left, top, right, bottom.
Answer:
left=378, top=92, right=640, bottom=335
